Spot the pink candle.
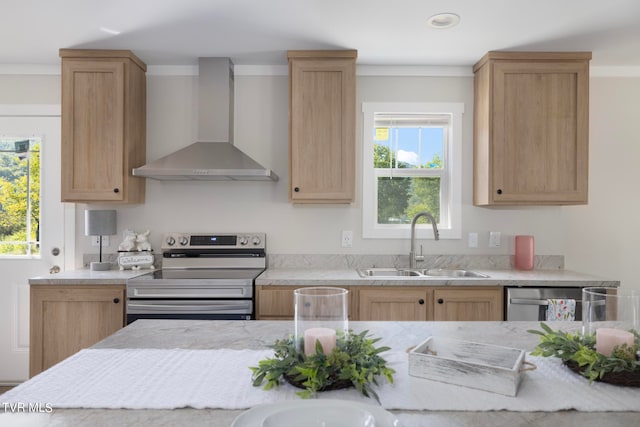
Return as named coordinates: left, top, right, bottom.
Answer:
left=303, top=327, right=337, bottom=355
left=595, top=328, right=635, bottom=356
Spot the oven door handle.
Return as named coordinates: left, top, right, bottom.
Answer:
left=510, top=298, right=584, bottom=307
left=127, top=302, right=251, bottom=312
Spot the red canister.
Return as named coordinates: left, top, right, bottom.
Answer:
left=515, top=235, right=534, bottom=270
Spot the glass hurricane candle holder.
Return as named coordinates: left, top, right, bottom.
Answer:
left=294, top=287, right=348, bottom=356
left=582, top=287, right=640, bottom=356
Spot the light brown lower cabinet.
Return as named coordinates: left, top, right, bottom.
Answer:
left=357, top=287, right=432, bottom=321
left=255, top=285, right=297, bottom=320
left=256, top=285, right=503, bottom=322
left=255, top=285, right=357, bottom=320
left=29, top=285, right=125, bottom=377
left=433, top=287, right=503, bottom=321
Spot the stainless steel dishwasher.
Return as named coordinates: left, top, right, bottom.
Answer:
left=505, top=287, right=584, bottom=321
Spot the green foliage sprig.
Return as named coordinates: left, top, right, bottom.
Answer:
left=528, top=323, right=640, bottom=382
left=250, top=330, right=395, bottom=401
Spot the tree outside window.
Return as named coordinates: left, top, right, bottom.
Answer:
left=362, top=102, right=463, bottom=239
left=0, top=138, right=40, bottom=256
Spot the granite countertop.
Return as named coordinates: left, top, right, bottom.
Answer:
left=2, top=319, right=636, bottom=427
left=28, top=266, right=619, bottom=288
left=28, top=269, right=149, bottom=285
left=256, top=268, right=620, bottom=287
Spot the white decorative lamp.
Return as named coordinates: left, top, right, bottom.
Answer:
left=85, top=210, right=117, bottom=271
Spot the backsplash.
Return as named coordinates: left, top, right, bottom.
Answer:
left=266, top=254, right=564, bottom=270
left=82, top=253, right=564, bottom=271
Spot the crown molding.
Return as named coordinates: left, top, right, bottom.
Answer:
left=2, top=64, right=640, bottom=77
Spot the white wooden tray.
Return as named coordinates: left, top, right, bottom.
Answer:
left=408, top=336, right=526, bottom=396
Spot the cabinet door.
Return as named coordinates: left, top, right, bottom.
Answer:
left=255, top=286, right=296, bottom=320
left=358, top=287, right=430, bottom=321
left=491, top=61, right=589, bottom=204
left=289, top=52, right=356, bottom=203
left=61, top=60, right=126, bottom=201
left=256, top=286, right=355, bottom=320
left=473, top=52, right=590, bottom=206
left=30, top=285, right=125, bottom=377
left=433, top=287, right=503, bottom=321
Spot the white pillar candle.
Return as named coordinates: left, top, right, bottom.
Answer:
left=303, top=327, right=337, bottom=355
left=595, top=328, right=635, bottom=356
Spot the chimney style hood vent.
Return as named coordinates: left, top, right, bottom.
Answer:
left=133, top=58, right=278, bottom=181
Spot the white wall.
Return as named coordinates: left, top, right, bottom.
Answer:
left=0, top=71, right=636, bottom=290
left=563, top=77, right=640, bottom=291
left=80, top=73, right=566, bottom=261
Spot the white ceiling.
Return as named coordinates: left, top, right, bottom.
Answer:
left=4, top=0, right=640, bottom=67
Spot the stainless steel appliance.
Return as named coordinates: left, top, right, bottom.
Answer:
left=126, top=232, right=266, bottom=324
left=505, top=287, right=584, bottom=321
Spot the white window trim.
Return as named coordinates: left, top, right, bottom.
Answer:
left=362, top=102, right=463, bottom=239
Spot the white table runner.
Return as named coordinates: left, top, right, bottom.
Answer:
left=2, top=348, right=639, bottom=411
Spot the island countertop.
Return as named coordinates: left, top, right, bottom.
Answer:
left=2, top=320, right=637, bottom=427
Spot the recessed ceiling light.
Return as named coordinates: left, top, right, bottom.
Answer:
left=427, top=13, right=460, bottom=29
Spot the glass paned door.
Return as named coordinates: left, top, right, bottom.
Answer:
left=0, top=108, right=69, bottom=383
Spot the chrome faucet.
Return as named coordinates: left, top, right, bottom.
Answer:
left=409, top=212, right=440, bottom=269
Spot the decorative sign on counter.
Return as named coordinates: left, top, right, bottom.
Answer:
left=117, top=229, right=155, bottom=270
left=118, top=252, right=155, bottom=270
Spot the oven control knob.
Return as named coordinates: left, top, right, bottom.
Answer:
left=239, top=236, right=249, bottom=246
left=251, top=236, right=261, bottom=246
left=179, top=236, right=189, bottom=246
left=166, top=236, right=176, bottom=246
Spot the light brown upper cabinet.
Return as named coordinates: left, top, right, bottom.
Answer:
left=288, top=50, right=357, bottom=203
left=60, top=49, right=146, bottom=203
left=473, top=51, right=591, bottom=205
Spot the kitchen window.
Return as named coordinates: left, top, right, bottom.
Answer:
left=362, top=102, right=462, bottom=239
left=0, top=137, right=40, bottom=256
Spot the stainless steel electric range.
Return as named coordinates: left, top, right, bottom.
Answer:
left=126, top=232, right=266, bottom=324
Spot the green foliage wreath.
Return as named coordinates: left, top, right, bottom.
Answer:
left=250, top=330, right=395, bottom=401
left=529, top=323, right=639, bottom=384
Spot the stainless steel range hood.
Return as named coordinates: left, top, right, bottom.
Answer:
left=133, top=58, right=278, bottom=181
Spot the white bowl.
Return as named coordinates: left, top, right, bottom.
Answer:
left=262, top=405, right=375, bottom=427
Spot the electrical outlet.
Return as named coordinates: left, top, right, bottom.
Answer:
left=91, top=236, right=110, bottom=247
left=468, top=232, right=478, bottom=248
left=489, top=231, right=501, bottom=248
left=341, top=230, right=353, bottom=248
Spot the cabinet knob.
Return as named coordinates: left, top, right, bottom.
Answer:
left=113, top=188, right=120, bottom=193
left=294, top=187, right=300, bottom=192
left=496, top=189, right=502, bottom=195
left=437, top=298, right=444, bottom=304
left=418, top=299, right=425, bottom=305
left=113, top=298, right=120, bottom=304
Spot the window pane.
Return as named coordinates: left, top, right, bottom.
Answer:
left=0, top=138, right=40, bottom=256
left=374, top=127, right=443, bottom=169
left=377, top=176, right=440, bottom=224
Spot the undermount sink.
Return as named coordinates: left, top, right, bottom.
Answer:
left=420, top=268, right=489, bottom=278
left=356, top=268, right=421, bottom=277
left=356, top=268, right=489, bottom=279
